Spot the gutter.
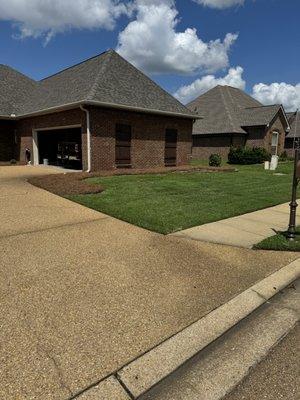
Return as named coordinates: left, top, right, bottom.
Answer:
left=1, top=100, right=200, bottom=120
left=80, top=105, right=92, bottom=173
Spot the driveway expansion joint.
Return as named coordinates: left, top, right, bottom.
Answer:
left=115, top=373, right=135, bottom=400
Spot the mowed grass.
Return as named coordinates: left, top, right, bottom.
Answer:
left=69, top=162, right=296, bottom=234
left=254, top=227, right=300, bottom=252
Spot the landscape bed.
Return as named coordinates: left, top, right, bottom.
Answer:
left=63, top=162, right=297, bottom=234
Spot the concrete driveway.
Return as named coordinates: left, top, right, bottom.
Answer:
left=0, top=166, right=297, bottom=400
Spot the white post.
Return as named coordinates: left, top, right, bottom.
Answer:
left=32, top=130, right=39, bottom=166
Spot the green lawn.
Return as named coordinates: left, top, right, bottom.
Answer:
left=69, top=162, right=297, bottom=234
left=254, top=227, right=300, bottom=252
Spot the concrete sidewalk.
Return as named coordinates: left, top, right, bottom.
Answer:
left=171, top=202, right=299, bottom=248
left=0, top=166, right=298, bottom=400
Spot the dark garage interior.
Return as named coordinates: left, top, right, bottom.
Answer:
left=37, top=128, right=82, bottom=170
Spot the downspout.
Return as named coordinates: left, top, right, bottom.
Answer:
left=80, top=105, right=91, bottom=172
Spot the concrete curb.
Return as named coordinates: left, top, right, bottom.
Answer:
left=75, top=259, right=300, bottom=399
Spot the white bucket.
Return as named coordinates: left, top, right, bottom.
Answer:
left=43, top=159, right=49, bottom=166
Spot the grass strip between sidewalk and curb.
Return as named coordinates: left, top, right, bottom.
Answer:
left=73, top=259, right=300, bottom=400
left=254, top=227, right=300, bottom=252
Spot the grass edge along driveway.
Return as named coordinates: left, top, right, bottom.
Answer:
left=68, top=163, right=296, bottom=235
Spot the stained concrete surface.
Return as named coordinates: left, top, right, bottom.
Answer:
left=117, top=262, right=300, bottom=398
left=225, top=322, right=300, bottom=400
left=0, top=166, right=298, bottom=399
left=140, top=280, right=299, bottom=400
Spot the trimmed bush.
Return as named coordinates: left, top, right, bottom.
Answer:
left=209, top=153, right=222, bottom=167
left=228, top=147, right=271, bottom=165
left=10, top=159, right=17, bottom=165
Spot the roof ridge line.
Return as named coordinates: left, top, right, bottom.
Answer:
left=221, top=86, right=236, bottom=132
left=40, top=49, right=112, bottom=82
left=88, top=50, right=193, bottom=115
left=112, top=51, right=193, bottom=114
left=0, top=64, right=38, bottom=84
left=86, top=51, right=113, bottom=100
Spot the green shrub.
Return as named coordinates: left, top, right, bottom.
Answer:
left=10, top=159, right=17, bottom=165
left=209, top=153, right=222, bottom=167
left=228, top=147, right=271, bottom=165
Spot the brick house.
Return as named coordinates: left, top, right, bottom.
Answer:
left=0, top=50, right=196, bottom=171
left=188, top=85, right=290, bottom=160
left=285, top=111, right=300, bottom=156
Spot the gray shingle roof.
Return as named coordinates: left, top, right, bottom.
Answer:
left=0, top=50, right=194, bottom=118
left=0, top=65, right=49, bottom=116
left=240, top=104, right=282, bottom=127
left=188, top=85, right=286, bottom=135
left=286, top=111, right=300, bottom=138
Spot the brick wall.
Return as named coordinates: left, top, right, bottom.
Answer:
left=15, top=106, right=192, bottom=171
left=192, top=115, right=287, bottom=162
left=267, top=115, right=286, bottom=156
left=89, top=106, right=193, bottom=171
left=16, top=108, right=87, bottom=168
left=192, top=134, right=245, bottom=161
left=246, top=115, right=286, bottom=156
left=0, top=120, right=15, bottom=161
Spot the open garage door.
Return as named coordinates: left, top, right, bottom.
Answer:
left=36, top=127, right=82, bottom=170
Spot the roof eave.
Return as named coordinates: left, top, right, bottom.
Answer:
left=0, top=115, right=16, bottom=120
left=279, top=105, right=291, bottom=131
left=86, top=100, right=201, bottom=119
left=241, top=124, right=268, bottom=128
left=6, top=100, right=200, bottom=120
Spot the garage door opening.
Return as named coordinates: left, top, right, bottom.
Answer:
left=35, top=127, right=82, bottom=170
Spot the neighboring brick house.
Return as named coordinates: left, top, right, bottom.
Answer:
left=188, top=85, right=290, bottom=160
left=0, top=50, right=196, bottom=171
left=285, top=111, right=300, bottom=157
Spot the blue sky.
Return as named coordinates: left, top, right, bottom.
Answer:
left=0, top=0, right=299, bottom=109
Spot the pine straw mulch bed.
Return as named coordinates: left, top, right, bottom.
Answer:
left=28, top=164, right=236, bottom=196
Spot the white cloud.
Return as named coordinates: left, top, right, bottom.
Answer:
left=252, top=82, right=300, bottom=112
left=116, top=1, right=238, bottom=74
left=194, top=0, right=244, bottom=9
left=174, top=66, right=245, bottom=104
left=0, top=0, right=131, bottom=43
